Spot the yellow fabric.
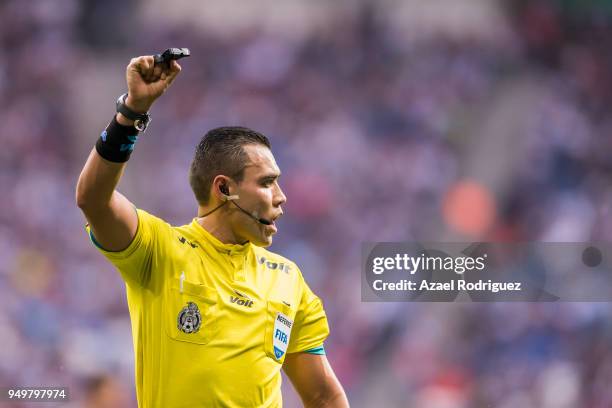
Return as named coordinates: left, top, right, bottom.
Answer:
left=85, top=209, right=329, bottom=408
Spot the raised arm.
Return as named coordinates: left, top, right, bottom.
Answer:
left=76, top=55, right=181, bottom=251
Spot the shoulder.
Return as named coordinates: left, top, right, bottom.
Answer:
left=137, top=209, right=196, bottom=250
left=136, top=208, right=173, bottom=231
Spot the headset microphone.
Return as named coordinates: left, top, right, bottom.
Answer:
left=229, top=199, right=273, bottom=225
left=219, top=184, right=273, bottom=226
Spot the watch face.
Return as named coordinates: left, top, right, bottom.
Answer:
left=134, top=119, right=145, bottom=132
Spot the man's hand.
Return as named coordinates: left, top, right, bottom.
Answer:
left=123, top=55, right=182, bottom=114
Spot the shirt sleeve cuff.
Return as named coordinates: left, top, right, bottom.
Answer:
left=303, top=345, right=325, bottom=355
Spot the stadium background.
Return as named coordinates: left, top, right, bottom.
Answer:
left=2, top=0, right=612, bottom=406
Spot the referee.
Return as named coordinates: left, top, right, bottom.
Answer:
left=76, top=55, right=349, bottom=407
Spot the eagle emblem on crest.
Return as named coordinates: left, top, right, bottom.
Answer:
left=177, top=301, right=202, bottom=334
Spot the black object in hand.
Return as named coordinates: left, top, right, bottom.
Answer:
left=154, top=48, right=190, bottom=65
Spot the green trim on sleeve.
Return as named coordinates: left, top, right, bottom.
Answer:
left=84, top=206, right=140, bottom=255
left=88, top=227, right=111, bottom=251
left=304, top=345, right=325, bottom=355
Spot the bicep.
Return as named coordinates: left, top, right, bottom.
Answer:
left=283, top=353, right=349, bottom=407
left=86, top=190, right=138, bottom=252
left=77, top=147, right=138, bottom=252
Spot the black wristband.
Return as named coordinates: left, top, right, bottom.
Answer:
left=95, top=115, right=140, bottom=163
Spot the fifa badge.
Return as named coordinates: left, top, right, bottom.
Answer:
left=177, top=301, right=202, bottom=334
left=272, top=312, right=293, bottom=360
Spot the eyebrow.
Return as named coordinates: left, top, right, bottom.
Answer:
left=259, top=173, right=281, bottom=182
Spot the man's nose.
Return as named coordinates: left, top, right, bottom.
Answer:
left=274, top=185, right=287, bottom=207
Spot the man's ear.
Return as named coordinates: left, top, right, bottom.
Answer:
left=212, top=175, right=230, bottom=200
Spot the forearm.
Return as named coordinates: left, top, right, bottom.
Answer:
left=76, top=110, right=138, bottom=209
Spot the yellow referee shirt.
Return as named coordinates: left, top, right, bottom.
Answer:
left=85, top=209, right=329, bottom=407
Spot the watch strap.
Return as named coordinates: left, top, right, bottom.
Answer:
left=116, top=93, right=151, bottom=132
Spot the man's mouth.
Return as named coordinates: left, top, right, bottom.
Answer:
left=264, top=215, right=281, bottom=232
left=264, top=222, right=277, bottom=235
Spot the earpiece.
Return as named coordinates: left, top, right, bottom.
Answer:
left=219, top=184, right=239, bottom=201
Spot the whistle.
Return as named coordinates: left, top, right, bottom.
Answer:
left=154, top=48, right=190, bottom=65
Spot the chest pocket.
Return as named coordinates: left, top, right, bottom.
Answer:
left=164, top=278, right=218, bottom=345
left=264, top=300, right=296, bottom=364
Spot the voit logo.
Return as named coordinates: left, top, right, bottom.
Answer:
left=230, top=290, right=254, bottom=308
left=257, top=256, right=291, bottom=273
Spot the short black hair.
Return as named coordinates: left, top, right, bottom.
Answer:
left=189, top=126, right=271, bottom=205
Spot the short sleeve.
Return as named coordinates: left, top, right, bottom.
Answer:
left=287, top=272, right=330, bottom=354
left=84, top=208, right=171, bottom=288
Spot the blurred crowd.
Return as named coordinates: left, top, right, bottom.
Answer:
left=2, top=0, right=612, bottom=406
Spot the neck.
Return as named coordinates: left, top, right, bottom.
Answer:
left=197, top=206, right=246, bottom=245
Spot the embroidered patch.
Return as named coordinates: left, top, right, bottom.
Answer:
left=272, top=312, right=293, bottom=360
left=177, top=301, right=202, bottom=334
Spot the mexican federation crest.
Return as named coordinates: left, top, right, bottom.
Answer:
left=177, top=301, right=202, bottom=334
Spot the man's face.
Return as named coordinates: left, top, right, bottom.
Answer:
left=227, top=144, right=286, bottom=247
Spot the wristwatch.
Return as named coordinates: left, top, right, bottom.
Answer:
left=116, top=93, right=152, bottom=132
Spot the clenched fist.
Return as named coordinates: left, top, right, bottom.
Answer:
left=124, top=55, right=182, bottom=114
